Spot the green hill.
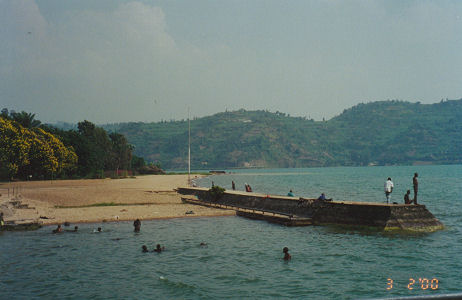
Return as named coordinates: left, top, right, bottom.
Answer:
left=103, top=99, right=462, bottom=169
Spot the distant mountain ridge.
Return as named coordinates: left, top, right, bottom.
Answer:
left=102, top=99, right=462, bottom=169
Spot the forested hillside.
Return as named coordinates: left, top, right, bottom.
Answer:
left=104, top=99, right=462, bottom=170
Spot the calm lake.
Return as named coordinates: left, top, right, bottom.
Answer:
left=1, top=165, right=461, bottom=299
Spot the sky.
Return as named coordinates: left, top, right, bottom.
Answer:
left=0, top=0, right=461, bottom=124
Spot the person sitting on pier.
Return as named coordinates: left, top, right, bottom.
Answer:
left=52, top=224, right=63, bottom=233
left=245, top=183, right=252, bottom=192
left=283, top=247, right=291, bottom=260
left=404, top=190, right=411, bottom=204
left=287, top=190, right=295, bottom=197
left=317, top=193, right=326, bottom=201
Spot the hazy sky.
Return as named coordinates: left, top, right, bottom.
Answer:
left=1, top=0, right=461, bottom=123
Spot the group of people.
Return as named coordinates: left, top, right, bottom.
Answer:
left=133, top=213, right=291, bottom=260
left=52, top=218, right=143, bottom=234
left=228, top=180, right=252, bottom=192
left=50, top=216, right=292, bottom=261
left=52, top=224, right=79, bottom=233
left=228, top=174, right=419, bottom=206
left=142, top=242, right=291, bottom=261
left=142, top=244, right=165, bottom=253
left=288, top=190, right=331, bottom=202
left=384, top=173, right=419, bottom=204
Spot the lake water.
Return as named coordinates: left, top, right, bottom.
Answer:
left=1, top=165, right=461, bottom=299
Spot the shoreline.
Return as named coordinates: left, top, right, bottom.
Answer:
left=0, top=174, right=235, bottom=227
left=41, top=214, right=237, bottom=227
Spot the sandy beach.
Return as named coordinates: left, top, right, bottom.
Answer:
left=0, top=175, right=235, bottom=226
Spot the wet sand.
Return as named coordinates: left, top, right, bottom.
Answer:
left=0, top=175, right=235, bottom=226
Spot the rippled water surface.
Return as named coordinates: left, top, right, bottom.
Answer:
left=1, top=165, right=461, bottom=299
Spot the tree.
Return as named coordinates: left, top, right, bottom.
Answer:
left=76, top=120, right=112, bottom=176
left=0, top=117, right=77, bottom=180
left=77, top=120, right=96, bottom=136
left=0, top=117, right=30, bottom=180
left=1, top=108, right=9, bottom=119
left=109, top=132, right=133, bottom=174
left=32, top=128, right=77, bottom=176
left=131, top=155, right=146, bottom=169
left=10, top=111, right=41, bottom=128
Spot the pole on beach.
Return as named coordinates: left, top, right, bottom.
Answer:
left=188, top=106, right=191, bottom=187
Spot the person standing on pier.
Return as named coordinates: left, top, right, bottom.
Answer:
left=384, top=177, right=394, bottom=203
left=413, top=173, right=419, bottom=204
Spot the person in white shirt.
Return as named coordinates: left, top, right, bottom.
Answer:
left=384, top=177, right=394, bottom=203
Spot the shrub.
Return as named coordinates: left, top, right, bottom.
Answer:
left=208, top=185, right=225, bottom=201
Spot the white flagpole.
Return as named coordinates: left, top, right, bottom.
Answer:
left=188, top=107, right=191, bottom=186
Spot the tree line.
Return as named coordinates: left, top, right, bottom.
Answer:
left=0, top=109, right=163, bottom=181
left=104, top=99, right=462, bottom=169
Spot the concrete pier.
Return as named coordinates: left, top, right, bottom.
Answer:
left=177, top=187, right=444, bottom=232
left=182, top=196, right=312, bottom=226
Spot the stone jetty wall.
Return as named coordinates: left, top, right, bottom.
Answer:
left=177, top=187, right=444, bottom=232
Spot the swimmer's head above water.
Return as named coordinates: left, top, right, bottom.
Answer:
left=283, top=247, right=291, bottom=260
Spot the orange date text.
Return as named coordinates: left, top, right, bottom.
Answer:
left=387, top=278, right=439, bottom=290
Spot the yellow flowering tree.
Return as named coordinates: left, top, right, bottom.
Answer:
left=0, top=118, right=30, bottom=179
left=32, top=128, right=78, bottom=175
left=0, top=117, right=77, bottom=180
